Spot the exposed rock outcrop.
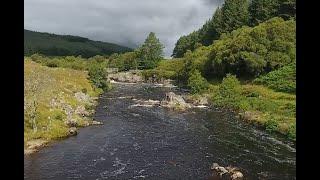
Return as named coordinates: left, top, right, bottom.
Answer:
left=210, top=163, right=244, bottom=180
left=68, top=127, right=78, bottom=136
left=24, top=139, right=48, bottom=155
left=161, top=92, right=191, bottom=110
left=108, top=71, right=143, bottom=83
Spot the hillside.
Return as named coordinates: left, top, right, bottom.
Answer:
left=24, top=29, right=133, bottom=58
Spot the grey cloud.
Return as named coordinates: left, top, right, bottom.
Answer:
left=24, top=0, right=223, bottom=57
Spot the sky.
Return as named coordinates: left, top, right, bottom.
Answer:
left=24, top=0, right=223, bottom=57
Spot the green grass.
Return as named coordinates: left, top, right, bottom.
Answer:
left=24, top=59, right=102, bottom=144
left=142, top=58, right=184, bottom=80
left=254, top=63, right=296, bottom=93
left=205, top=82, right=295, bottom=140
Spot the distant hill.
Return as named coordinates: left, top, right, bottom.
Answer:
left=24, top=29, right=133, bottom=58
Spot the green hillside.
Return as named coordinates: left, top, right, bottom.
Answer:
left=24, top=29, right=133, bottom=58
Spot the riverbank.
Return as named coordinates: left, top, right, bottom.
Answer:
left=24, top=60, right=103, bottom=155
left=185, top=82, right=296, bottom=141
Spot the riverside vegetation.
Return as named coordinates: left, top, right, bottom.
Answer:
left=24, top=57, right=109, bottom=154
left=24, top=0, right=296, bottom=152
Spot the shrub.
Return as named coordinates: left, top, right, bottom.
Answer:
left=88, top=63, right=109, bottom=91
left=287, top=124, right=296, bottom=140
left=209, top=17, right=295, bottom=78
left=214, top=74, right=242, bottom=108
left=187, top=70, right=209, bottom=94
left=265, top=117, right=279, bottom=132
left=254, top=63, right=296, bottom=93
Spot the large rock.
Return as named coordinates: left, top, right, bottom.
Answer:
left=161, top=92, right=191, bottom=109
left=108, top=71, right=143, bottom=83
left=68, top=127, right=78, bottom=136
left=210, top=163, right=244, bottom=180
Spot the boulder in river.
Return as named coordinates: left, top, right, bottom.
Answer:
left=108, top=71, right=143, bottom=83
left=91, top=120, right=104, bottom=125
left=68, top=127, right=78, bottom=136
left=161, top=92, right=191, bottom=110
left=210, top=163, right=244, bottom=180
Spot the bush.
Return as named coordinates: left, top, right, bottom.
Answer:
left=187, top=70, right=209, bottom=94
left=88, top=63, right=109, bottom=91
left=209, top=17, right=295, bottom=78
left=265, top=117, right=279, bottom=132
left=287, top=124, right=296, bottom=140
left=213, top=74, right=242, bottom=108
left=254, top=63, right=296, bottom=93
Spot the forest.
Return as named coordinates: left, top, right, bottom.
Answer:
left=24, top=29, right=132, bottom=58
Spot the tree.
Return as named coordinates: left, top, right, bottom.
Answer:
left=187, top=69, right=209, bottom=94
left=209, top=17, right=295, bottom=77
left=277, top=0, right=296, bottom=20
left=220, top=0, right=250, bottom=33
left=172, top=31, right=200, bottom=58
left=249, top=0, right=279, bottom=26
left=137, top=32, right=164, bottom=69
left=172, top=0, right=250, bottom=58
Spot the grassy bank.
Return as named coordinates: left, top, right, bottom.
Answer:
left=143, top=59, right=296, bottom=141
left=190, top=75, right=296, bottom=141
left=24, top=60, right=103, bottom=152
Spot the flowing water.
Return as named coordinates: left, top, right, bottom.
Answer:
left=24, top=83, right=296, bottom=179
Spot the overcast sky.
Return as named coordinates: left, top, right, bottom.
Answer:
left=24, top=0, right=223, bottom=57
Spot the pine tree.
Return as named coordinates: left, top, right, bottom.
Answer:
left=249, top=0, right=279, bottom=26
left=220, top=0, right=250, bottom=33
left=137, top=32, right=164, bottom=69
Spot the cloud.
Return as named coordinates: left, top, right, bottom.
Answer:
left=24, top=0, right=223, bottom=57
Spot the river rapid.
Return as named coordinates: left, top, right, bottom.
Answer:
left=24, top=83, right=296, bottom=179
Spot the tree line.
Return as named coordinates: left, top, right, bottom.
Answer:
left=172, top=0, right=296, bottom=58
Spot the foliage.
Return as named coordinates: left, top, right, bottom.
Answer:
left=172, top=31, right=200, bottom=58
left=209, top=17, right=295, bottom=77
left=28, top=54, right=111, bottom=91
left=24, top=29, right=132, bottom=58
left=254, top=63, right=295, bottom=93
left=173, top=45, right=212, bottom=86
left=172, top=0, right=296, bottom=58
left=88, top=62, right=109, bottom=91
left=206, top=79, right=295, bottom=139
left=136, top=32, right=164, bottom=69
left=142, top=58, right=184, bottom=81
left=172, top=0, right=249, bottom=58
left=187, top=70, right=209, bottom=94
left=24, top=60, right=101, bottom=142
left=108, top=51, right=139, bottom=71
left=220, top=0, right=250, bottom=33
left=249, top=0, right=280, bottom=26
left=249, top=0, right=296, bottom=26
left=213, top=74, right=242, bottom=108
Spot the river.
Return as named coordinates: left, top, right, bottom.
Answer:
left=24, top=83, right=296, bottom=179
